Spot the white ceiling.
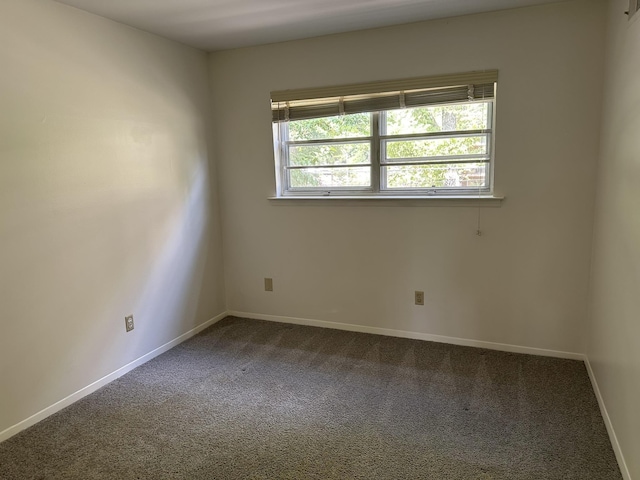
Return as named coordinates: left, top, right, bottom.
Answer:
left=52, top=0, right=565, bottom=51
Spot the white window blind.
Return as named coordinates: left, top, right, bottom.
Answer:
left=271, top=70, right=498, bottom=122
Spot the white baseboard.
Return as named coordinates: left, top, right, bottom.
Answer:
left=227, top=311, right=584, bottom=360
left=584, top=356, right=632, bottom=480
left=0, top=311, right=228, bottom=444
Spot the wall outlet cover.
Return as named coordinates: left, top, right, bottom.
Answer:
left=125, top=315, right=134, bottom=332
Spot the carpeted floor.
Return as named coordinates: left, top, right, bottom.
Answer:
left=0, top=316, right=622, bottom=479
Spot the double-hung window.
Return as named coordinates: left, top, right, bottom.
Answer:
left=271, top=70, right=497, bottom=197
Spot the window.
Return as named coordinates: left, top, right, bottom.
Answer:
left=271, top=70, right=497, bottom=198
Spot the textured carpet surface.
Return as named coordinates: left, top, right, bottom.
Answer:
left=0, top=316, right=622, bottom=479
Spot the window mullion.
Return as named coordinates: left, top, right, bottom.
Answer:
left=280, top=122, right=290, bottom=195
left=371, top=112, right=381, bottom=193
left=486, top=100, right=495, bottom=194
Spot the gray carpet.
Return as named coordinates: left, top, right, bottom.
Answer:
left=0, top=316, right=622, bottom=479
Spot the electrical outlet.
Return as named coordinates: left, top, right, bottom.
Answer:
left=264, top=278, right=273, bottom=292
left=125, top=315, right=134, bottom=332
left=415, top=291, right=424, bottom=306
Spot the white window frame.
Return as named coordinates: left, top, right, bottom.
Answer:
left=273, top=99, right=496, bottom=198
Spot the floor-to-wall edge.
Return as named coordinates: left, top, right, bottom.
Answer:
left=4, top=308, right=627, bottom=478
left=0, top=311, right=228, bottom=444
left=227, top=311, right=585, bottom=360
left=584, top=356, right=632, bottom=480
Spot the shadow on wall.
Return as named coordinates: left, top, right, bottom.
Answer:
left=40, top=159, right=215, bottom=402
left=131, top=160, right=212, bottom=349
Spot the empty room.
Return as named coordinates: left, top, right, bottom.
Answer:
left=0, top=0, right=638, bottom=478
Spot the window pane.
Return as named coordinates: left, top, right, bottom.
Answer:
left=385, top=136, right=487, bottom=160
left=385, top=103, right=489, bottom=135
left=385, top=163, right=488, bottom=189
left=289, top=143, right=370, bottom=166
left=289, top=167, right=370, bottom=188
left=288, top=113, right=371, bottom=141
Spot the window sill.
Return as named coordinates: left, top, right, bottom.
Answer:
left=268, top=195, right=504, bottom=207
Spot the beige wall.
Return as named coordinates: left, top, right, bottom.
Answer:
left=0, top=0, right=225, bottom=435
left=210, top=0, right=606, bottom=354
left=587, top=0, right=640, bottom=477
